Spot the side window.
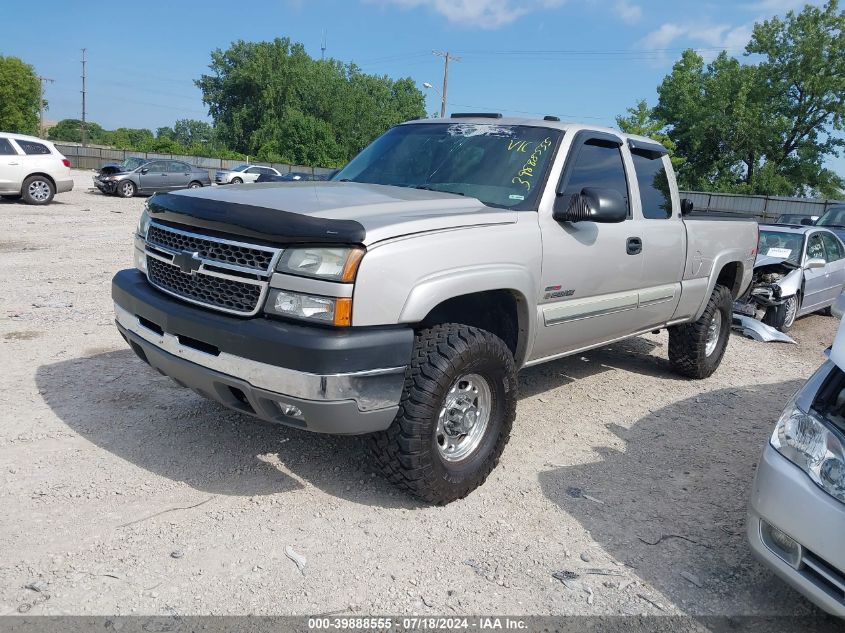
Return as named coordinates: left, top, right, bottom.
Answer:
left=168, top=162, right=188, bottom=173
left=246, top=167, right=261, bottom=174
left=807, top=233, right=826, bottom=260
left=146, top=162, right=166, bottom=172
left=15, top=139, right=50, bottom=155
left=0, top=138, right=17, bottom=155
left=632, top=152, right=673, bottom=219
left=561, top=140, right=629, bottom=216
left=821, top=233, right=844, bottom=262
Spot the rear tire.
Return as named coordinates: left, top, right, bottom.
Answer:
left=188, top=181, right=202, bottom=189
left=763, top=294, right=798, bottom=332
left=668, top=284, right=732, bottom=379
left=116, top=180, right=136, bottom=198
left=21, top=176, right=55, bottom=205
left=367, top=323, right=517, bottom=505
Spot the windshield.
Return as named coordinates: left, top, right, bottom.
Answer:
left=122, top=157, right=146, bottom=170
left=817, top=207, right=845, bottom=228
left=333, top=123, right=562, bottom=210
left=232, top=164, right=249, bottom=172
left=758, top=230, right=804, bottom=265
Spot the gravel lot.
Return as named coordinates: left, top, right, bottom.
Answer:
left=0, top=170, right=841, bottom=619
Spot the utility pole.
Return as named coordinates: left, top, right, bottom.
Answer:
left=80, top=48, right=87, bottom=146
left=432, top=51, right=459, bottom=118
left=37, top=76, right=55, bottom=137
left=321, top=29, right=327, bottom=61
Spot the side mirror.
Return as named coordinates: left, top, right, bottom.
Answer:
left=805, top=257, right=826, bottom=270
left=680, top=198, right=694, bottom=215
left=800, top=218, right=815, bottom=226
left=139, top=168, right=149, bottom=174
left=553, top=187, right=627, bottom=223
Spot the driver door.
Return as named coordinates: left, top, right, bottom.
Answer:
left=530, top=133, right=648, bottom=362
left=138, top=161, right=169, bottom=192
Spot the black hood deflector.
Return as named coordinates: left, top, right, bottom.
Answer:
left=147, top=192, right=366, bottom=245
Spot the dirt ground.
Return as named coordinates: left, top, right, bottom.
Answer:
left=0, top=170, right=841, bottom=618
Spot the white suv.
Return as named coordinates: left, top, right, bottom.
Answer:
left=0, top=133, right=73, bottom=205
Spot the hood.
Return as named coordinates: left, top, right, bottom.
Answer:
left=148, top=182, right=516, bottom=245
left=754, top=254, right=798, bottom=268
left=98, top=163, right=129, bottom=175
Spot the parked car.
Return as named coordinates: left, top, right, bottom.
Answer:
left=748, top=314, right=845, bottom=617
left=215, top=164, right=281, bottom=184
left=816, top=205, right=845, bottom=243
left=112, top=115, right=758, bottom=503
left=93, top=159, right=210, bottom=198
left=775, top=213, right=819, bottom=226
left=97, top=156, right=147, bottom=176
left=734, top=225, right=845, bottom=332
left=255, top=171, right=338, bottom=183
left=0, top=132, right=73, bottom=205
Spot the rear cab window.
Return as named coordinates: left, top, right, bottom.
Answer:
left=14, top=139, right=51, bottom=155
left=631, top=151, right=674, bottom=219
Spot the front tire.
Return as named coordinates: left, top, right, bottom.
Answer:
left=368, top=323, right=517, bottom=505
left=21, top=176, right=55, bottom=205
left=116, top=180, right=136, bottom=198
left=763, top=294, right=798, bottom=332
left=231, top=177, right=243, bottom=184
left=668, top=284, right=732, bottom=379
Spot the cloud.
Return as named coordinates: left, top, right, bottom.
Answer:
left=614, top=0, right=642, bottom=24
left=638, top=22, right=753, bottom=61
left=373, top=0, right=566, bottom=28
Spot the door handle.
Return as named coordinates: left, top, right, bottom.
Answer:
left=626, top=237, right=642, bottom=255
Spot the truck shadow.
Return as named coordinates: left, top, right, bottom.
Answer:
left=35, top=335, right=670, bottom=508
left=537, top=380, right=834, bottom=618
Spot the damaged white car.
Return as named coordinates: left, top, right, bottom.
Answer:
left=734, top=225, right=845, bottom=333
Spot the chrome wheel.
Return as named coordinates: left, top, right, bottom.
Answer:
left=705, top=310, right=722, bottom=357
left=436, top=373, right=492, bottom=462
left=784, top=296, right=797, bottom=328
left=28, top=180, right=51, bottom=202
left=121, top=182, right=134, bottom=197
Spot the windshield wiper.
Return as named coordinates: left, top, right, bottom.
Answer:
left=415, top=185, right=464, bottom=196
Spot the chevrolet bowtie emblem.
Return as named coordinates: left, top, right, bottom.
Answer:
left=173, top=251, right=202, bottom=275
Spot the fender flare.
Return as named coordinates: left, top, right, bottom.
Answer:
left=398, top=264, right=537, bottom=364
left=693, top=253, right=747, bottom=321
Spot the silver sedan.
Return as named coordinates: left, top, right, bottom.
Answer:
left=94, top=159, right=211, bottom=198
left=735, top=225, right=845, bottom=331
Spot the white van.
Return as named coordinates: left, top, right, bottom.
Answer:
left=0, top=133, right=73, bottom=205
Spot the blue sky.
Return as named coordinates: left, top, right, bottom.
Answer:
left=2, top=0, right=838, bottom=170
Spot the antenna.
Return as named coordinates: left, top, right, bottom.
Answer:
left=321, top=29, right=327, bottom=61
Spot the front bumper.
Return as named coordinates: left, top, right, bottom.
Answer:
left=748, top=443, right=845, bottom=617
left=112, top=269, right=412, bottom=434
left=94, top=177, right=117, bottom=194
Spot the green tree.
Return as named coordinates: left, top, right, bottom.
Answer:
left=627, top=1, right=845, bottom=198
left=107, top=127, right=154, bottom=149
left=0, top=56, right=40, bottom=135
left=615, top=99, right=684, bottom=171
left=196, top=37, right=426, bottom=165
left=48, top=119, right=108, bottom=144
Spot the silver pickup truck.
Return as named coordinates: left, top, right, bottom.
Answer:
left=112, top=115, right=758, bottom=503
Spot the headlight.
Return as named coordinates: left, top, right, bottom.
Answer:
left=265, top=289, right=352, bottom=326
left=137, top=204, right=151, bottom=238
left=772, top=404, right=845, bottom=503
left=275, top=246, right=364, bottom=282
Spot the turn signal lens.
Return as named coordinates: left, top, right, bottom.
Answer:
left=334, top=298, right=353, bottom=326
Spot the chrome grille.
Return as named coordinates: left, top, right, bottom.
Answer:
left=147, top=257, right=263, bottom=314
left=143, top=221, right=281, bottom=316
left=147, top=223, right=276, bottom=272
